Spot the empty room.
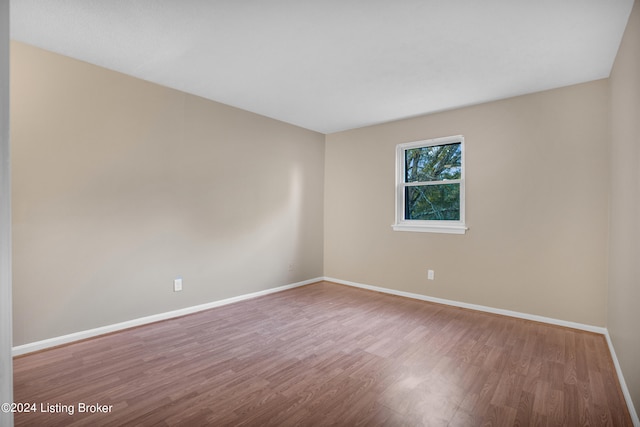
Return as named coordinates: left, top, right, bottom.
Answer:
left=1, top=0, right=639, bottom=426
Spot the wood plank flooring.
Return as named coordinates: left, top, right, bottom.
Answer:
left=13, top=281, right=632, bottom=426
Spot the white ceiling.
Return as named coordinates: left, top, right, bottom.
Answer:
left=10, top=0, right=634, bottom=134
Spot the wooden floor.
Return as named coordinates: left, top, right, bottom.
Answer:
left=14, top=281, right=631, bottom=426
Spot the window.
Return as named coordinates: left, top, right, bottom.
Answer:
left=393, top=135, right=467, bottom=234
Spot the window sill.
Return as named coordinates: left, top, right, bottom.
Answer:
left=391, top=223, right=468, bottom=234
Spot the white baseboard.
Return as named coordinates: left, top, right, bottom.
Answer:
left=604, top=331, right=640, bottom=426
left=12, top=277, right=321, bottom=357
left=323, top=276, right=607, bottom=334
left=324, top=276, right=639, bottom=425
left=12, top=276, right=638, bottom=425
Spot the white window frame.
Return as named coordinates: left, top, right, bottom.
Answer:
left=392, top=135, right=468, bottom=234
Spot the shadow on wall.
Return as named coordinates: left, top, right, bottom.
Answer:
left=14, top=159, right=309, bottom=344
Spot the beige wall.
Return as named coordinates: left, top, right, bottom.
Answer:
left=609, top=0, right=640, bottom=417
left=325, top=80, right=609, bottom=327
left=11, top=42, right=325, bottom=346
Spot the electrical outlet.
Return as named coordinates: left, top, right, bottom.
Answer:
left=427, top=270, right=435, bottom=280
left=174, top=277, right=183, bottom=292
left=288, top=263, right=295, bottom=272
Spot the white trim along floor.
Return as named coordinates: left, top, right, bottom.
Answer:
left=12, top=276, right=639, bottom=426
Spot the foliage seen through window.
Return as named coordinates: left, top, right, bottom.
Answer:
left=404, top=143, right=461, bottom=221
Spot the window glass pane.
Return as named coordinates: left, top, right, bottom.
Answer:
left=405, top=143, right=461, bottom=183
left=405, top=184, right=460, bottom=220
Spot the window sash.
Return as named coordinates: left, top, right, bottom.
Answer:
left=404, top=143, right=462, bottom=183
left=403, top=179, right=462, bottom=187
left=404, top=182, right=461, bottom=221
